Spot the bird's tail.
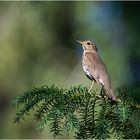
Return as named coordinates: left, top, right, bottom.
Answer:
left=105, top=87, right=116, bottom=101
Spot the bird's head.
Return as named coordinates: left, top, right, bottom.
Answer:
left=77, top=40, right=97, bottom=52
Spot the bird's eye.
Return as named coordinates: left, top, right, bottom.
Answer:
left=87, top=42, right=90, bottom=45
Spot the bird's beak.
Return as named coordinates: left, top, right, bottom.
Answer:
left=77, top=40, right=84, bottom=45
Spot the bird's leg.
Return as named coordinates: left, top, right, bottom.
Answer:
left=88, top=81, right=95, bottom=92
left=100, top=85, right=104, bottom=97
left=101, top=85, right=103, bottom=94
left=100, top=85, right=107, bottom=100
left=88, top=81, right=102, bottom=99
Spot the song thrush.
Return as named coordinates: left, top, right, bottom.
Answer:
left=78, top=40, right=116, bottom=101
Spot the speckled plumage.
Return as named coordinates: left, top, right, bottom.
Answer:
left=78, top=40, right=116, bottom=101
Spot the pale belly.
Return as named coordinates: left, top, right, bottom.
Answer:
left=82, top=63, right=95, bottom=81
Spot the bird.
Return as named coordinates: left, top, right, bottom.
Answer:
left=77, top=40, right=116, bottom=101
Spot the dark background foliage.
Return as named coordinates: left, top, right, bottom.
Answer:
left=0, top=1, right=140, bottom=138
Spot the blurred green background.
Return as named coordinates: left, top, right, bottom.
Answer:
left=0, top=1, right=140, bottom=138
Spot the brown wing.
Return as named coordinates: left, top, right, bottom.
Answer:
left=98, top=59, right=116, bottom=101
left=83, top=51, right=116, bottom=101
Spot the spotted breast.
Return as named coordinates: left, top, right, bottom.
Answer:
left=82, top=59, right=96, bottom=82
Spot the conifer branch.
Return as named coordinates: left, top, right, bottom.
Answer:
left=12, top=85, right=140, bottom=139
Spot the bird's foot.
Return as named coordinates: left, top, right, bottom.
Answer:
left=88, top=89, right=91, bottom=93
left=88, top=88, right=93, bottom=93
left=95, top=94, right=102, bottom=99
left=88, top=89, right=102, bottom=98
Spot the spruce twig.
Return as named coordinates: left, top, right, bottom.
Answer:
left=12, top=85, right=140, bottom=139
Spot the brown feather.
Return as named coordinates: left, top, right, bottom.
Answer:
left=79, top=40, right=116, bottom=101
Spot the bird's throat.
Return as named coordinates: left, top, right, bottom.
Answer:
left=84, top=50, right=96, bottom=54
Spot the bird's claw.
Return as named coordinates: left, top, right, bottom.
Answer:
left=95, top=94, right=102, bottom=98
